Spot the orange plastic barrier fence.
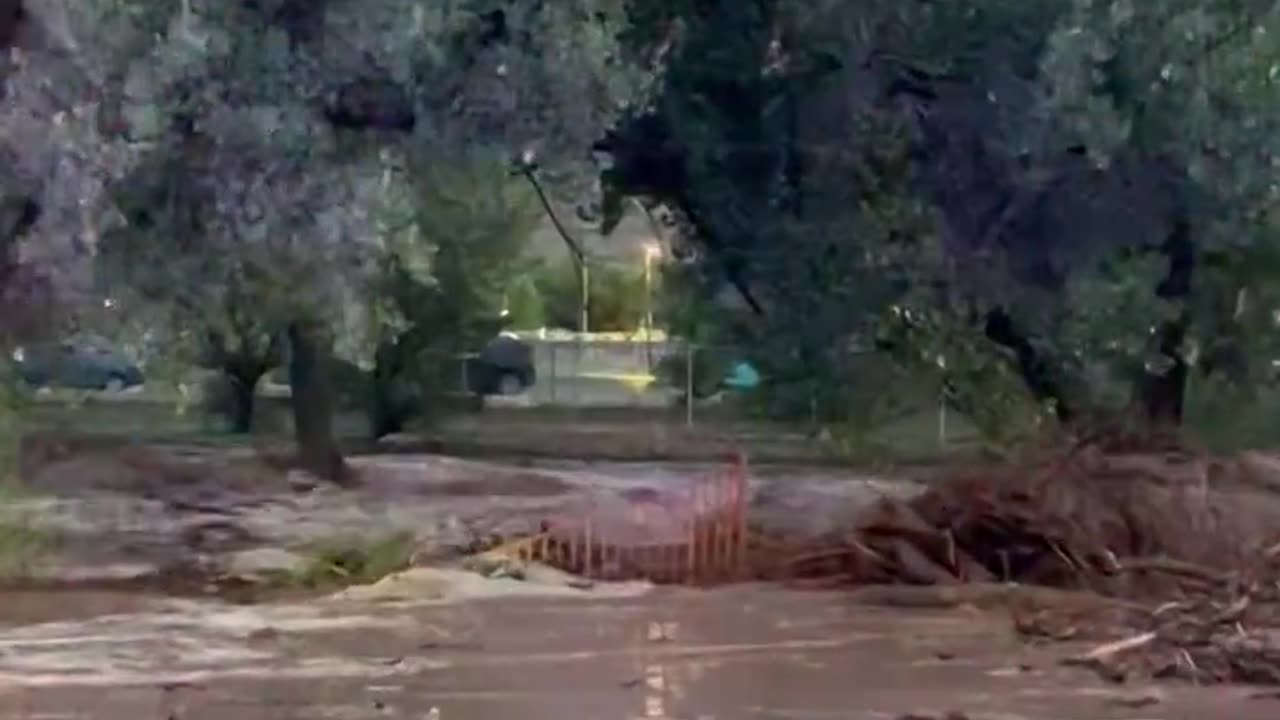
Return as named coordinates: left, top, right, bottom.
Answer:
left=491, top=454, right=750, bottom=584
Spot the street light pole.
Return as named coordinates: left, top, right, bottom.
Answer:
left=580, top=262, right=590, bottom=335
left=511, top=150, right=590, bottom=336
left=644, top=248, right=654, bottom=332
left=643, top=243, right=659, bottom=372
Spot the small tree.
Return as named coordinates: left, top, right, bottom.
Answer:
left=366, top=151, right=541, bottom=438
left=503, top=272, right=547, bottom=330
left=88, top=1, right=389, bottom=482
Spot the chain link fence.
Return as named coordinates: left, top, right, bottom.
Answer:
left=451, top=335, right=977, bottom=450
left=9, top=334, right=981, bottom=456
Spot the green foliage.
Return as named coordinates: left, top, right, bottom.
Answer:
left=592, top=264, right=649, bottom=333
left=533, top=260, right=582, bottom=331
left=653, top=261, right=713, bottom=341
left=503, top=273, right=547, bottom=330
left=655, top=347, right=730, bottom=400
left=534, top=258, right=649, bottom=332
left=901, top=314, right=1046, bottom=446
left=365, top=153, right=543, bottom=434
left=0, top=363, right=29, bottom=477
left=1184, top=374, right=1280, bottom=453
left=1052, top=254, right=1177, bottom=413
left=413, top=154, right=543, bottom=345
left=598, top=0, right=1280, bottom=437
left=41, top=0, right=1280, bottom=449
left=0, top=483, right=58, bottom=578
left=286, top=531, right=417, bottom=589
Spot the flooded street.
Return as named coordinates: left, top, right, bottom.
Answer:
left=0, top=585, right=1274, bottom=720
left=3, top=449, right=1279, bottom=718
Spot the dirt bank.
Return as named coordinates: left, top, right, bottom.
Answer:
left=5, top=444, right=917, bottom=601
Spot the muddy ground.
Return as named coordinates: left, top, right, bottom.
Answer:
left=9, top=448, right=921, bottom=589
left=2, top=585, right=1277, bottom=719
left=1, top=445, right=1278, bottom=718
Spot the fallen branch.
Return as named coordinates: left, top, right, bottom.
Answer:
left=1110, top=557, right=1232, bottom=585
left=1064, top=631, right=1158, bottom=666
left=847, top=583, right=1145, bottom=611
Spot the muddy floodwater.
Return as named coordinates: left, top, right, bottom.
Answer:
left=0, top=585, right=1275, bottom=720
left=3, top=450, right=1279, bottom=718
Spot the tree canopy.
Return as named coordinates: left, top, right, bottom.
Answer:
left=597, top=0, right=1280, bottom=433
left=7, top=0, right=1280, bottom=464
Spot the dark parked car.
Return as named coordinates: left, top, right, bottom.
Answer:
left=13, top=341, right=145, bottom=392
left=465, top=334, right=536, bottom=396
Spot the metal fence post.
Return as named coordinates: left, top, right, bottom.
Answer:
left=936, top=355, right=947, bottom=450
left=938, top=392, right=947, bottom=450
left=548, top=342, right=557, bottom=404
left=573, top=336, right=583, bottom=406
left=685, top=343, right=694, bottom=428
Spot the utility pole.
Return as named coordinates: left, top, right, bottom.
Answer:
left=513, top=152, right=590, bottom=335
left=636, top=199, right=665, bottom=373
left=580, top=262, right=589, bottom=335
left=642, top=243, right=659, bottom=371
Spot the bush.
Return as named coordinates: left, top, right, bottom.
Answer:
left=330, top=357, right=372, bottom=413
left=0, top=365, right=27, bottom=477
left=198, top=373, right=240, bottom=431
left=504, top=273, right=546, bottom=330
left=656, top=347, right=730, bottom=400
left=290, top=531, right=416, bottom=589
left=536, top=259, right=648, bottom=332
left=1184, top=374, right=1280, bottom=452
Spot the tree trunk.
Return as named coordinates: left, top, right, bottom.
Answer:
left=1137, top=315, right=1189, bottom=427
left=369, top=339, right=406, bottom=440
left=0, top=0, right=25, bottom=52
left=983, top=307, right=1076, bottom=423
left=287, top=321, right=350, bottom=484
left=206, top=331, right=277, bottom=435
left=1136, top=215, right=1194, bottom=428
left=227, top=371, right=258, bottom=434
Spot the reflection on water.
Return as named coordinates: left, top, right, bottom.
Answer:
left=642, top=619, right=677, bottom=719
left=0, top=588, right=1275, bottom=719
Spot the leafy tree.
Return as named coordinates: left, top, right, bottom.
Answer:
left=335, top=0, right=651, bottom=436
left=85, top=0, right=391, bottom=480
left=366, top=151, right=541, bottom=437
left=0, top=0, right=138, bottom=350
left=598, top=0, right=1280, bottom=439
left=503, top=271, right=546, bottom=329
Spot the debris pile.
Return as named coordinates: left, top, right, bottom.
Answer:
left=785, top=439, right=1263, bottom=593
left=480, top=436, right=1280, bottom=685
left=792, top=435, right=1280, bottom=686
left=1047, top=580, right=1280, bottom=685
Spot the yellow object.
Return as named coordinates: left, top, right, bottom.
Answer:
left=574, top=372, right=657, bottom=393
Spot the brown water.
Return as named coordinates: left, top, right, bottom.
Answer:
left=4, top=450, right=1277, bottom=718
left=0, top=585, right=1273, bottom=720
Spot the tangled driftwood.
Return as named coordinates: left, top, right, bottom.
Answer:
left=483, top=437, right=1280, bottom=685
left=793, top=437, right=1280, bottom=685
